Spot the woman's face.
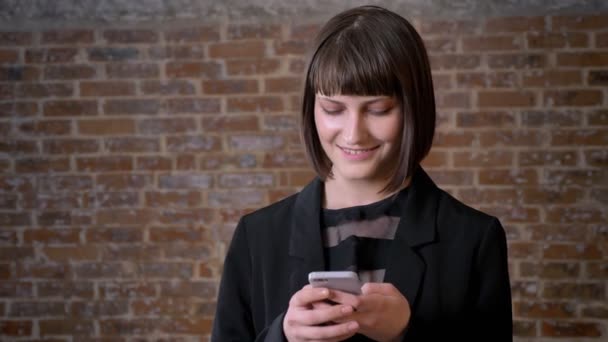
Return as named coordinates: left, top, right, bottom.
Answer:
left=314, top=94, right=402, bottom=184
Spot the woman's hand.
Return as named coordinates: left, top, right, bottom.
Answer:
left=328, top=283, right=411, bottom=342
left=283, top=285, right=359, bottom=342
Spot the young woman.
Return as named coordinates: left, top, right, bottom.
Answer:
left=212, top=5, right=512, bottom=342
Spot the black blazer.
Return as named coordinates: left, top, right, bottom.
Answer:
left=212, top=167, right=512, bottom=341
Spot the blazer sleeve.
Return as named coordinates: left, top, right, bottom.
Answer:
left=211, top=218, right=288, bottom=342
left=474, top=218, right=513, bottom=341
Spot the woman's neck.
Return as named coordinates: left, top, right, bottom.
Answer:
left=323, top=177, right=410, bottom=209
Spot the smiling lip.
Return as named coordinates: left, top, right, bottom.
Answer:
left=338, top=145, right=380, bottom=161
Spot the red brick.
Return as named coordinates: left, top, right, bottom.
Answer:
left=86, top=228, right=143, bottom=243
left=0, top=139, right=39, bottom=154
left=229, top=134, right=284, bottom=151
left=104, top=99, right=160, bottom=115
left=164, top=26, right=220, bottom=42
left=18, top=120, right=71, bottom=137
left=262, top=115, right=298, bottom=131
left=479, top=130, right=545, bottom=147
left=226, top=59, right=281, bottom=77
left=526, top=32, right=589, bottom=49
left=481, top=206, right=540, bottom=223
left=523, top=188, right=583, bottom=206
left=508, top=242, right=541, bottom=259
left=208, top=190, right=267, bottom=208
left=0, top=102, right=38, bottom=117
left=521, top=110, right=582, bottom=127
left=0, top=320, right=32, bottom=336
left=165, top=61, right=221, bottom=79
left=104, top=137, right=160, bottom=153
left=265, top=77, right=302, bottom=93
left=166, top=136, right=221, bottom=152
left=588, top=70, right=608, bottom=85
left=544, top=243, right=603, bottom=259
left=43, top=246, right=98, bottom=262
left=455, top=72, right=517, bottom=88
left=148, top=226, right=204, bottom=242
left=457, top=188, right=518, bottom=205
left=137, top=118, right=196, bottom=135
left=158, top=174, right=212, bottom=189
left=289, top=23, right=321, bottom=40
left=76, top=156, right=132, bottom=172
left=16, top=83, right=74, bottom=98
left=289, top=59, right=307, bottom=74
left=529, top=224, right=589, bottom=242
left=587, top=262, right=608, bottom=278
left=522, top=70, right=582, bottom=87
left=95, top=192, right=140, bottom=208
left=41, top=30, right=94, bottom=44
left=70, top=301, right=128, bottom=317
left=478, top=91, right=536, bottom=107
left=597, top=32, right=608, bottom=47
left=436, top=91, right=470, bottom=109
left=106, top=63, right=159, bottom=78
left=80, top=81, right=136, bottom=96
left=228, top=24, right=282, bottom=39
left=0, top=247, right=34, bottom=261
left=218, top=173, right=275, bottom=188
left=43, top=64, right=95, bottom=80
left=201, top=153, right=258, bottom=170
left=25, top=48, right=78, bottom=63
left=202, top=79, right=258, bottom=95
left=431, top=73, right=453, bottom=89
left=426, top=170, right=474, bottom=186
left=519, top=150, right=578, bottom=167
left=78, top=119, right=135, bottom=135
left=227, top=96, right=284, bottom=112
left=487, top=53, right=546, bottom=68
left=545, top=169, right=607, bottom=187
left=131, top=298, right=193, bottom=316
left=591, top=190, right=608, bottom=205
left=15, top=158, right=70, bottom=173
left=149, top=45, right=205, bottom=59
left=543, top=282, right=605, bottom=300
left=96, top=174, right=152, bottom=190
left=484, top=16, right=545, bottom=32
left=36, top=281, right=93, bottom=298
left=201, top=115, right=259, bottom=132
left=97, top=208, right=156, bottom=226
left=209, top=41, right=266, bottom=58
left=136, top=156, right=172, bottom=171
left=453, top=151, right=513, bottom=167
left=420, top=19, right=477, bottom=35
left=24, top=228, right=80, bottom=244
left=582, top=305, right=608, bottom=318
left=43, top=139, right=100, bottom=154
left=479, top=169, right=538, bottom=186
left=98, top=281, right=155, bottom=299
left=17, top=263, right=68, bottom=279
left=557, top=52, right=608, bottom=67
left=0, top=282, right=33, bottom=297
left=544, top=90, right=602, bottom=106
left=166, top=98, right=221, bottom=114
left=588, top=110, right=608, bottom=126
left=515, top=302, right=575, bottom=318
left=0, top=193, right=17, bottom=209
left=0, top=65, right=40, bottom=81
left=420, top=150, right=448, bottom=168
left=547, top=207, right=605, bottom=224
left=462, top=35, right=522, bottom=51
left=274, top=40, right=309, bottom=55
left=88, top=47, right=141, bottom=61
left=145, top=191, right=201, bottom=207
left=423, top=38, right=457, bottom=53
left=0, top=49, right=18, bottom=63
left=585, top=149, right=608, bottom=166
left=159, top=318, right=213, bottom=334
left=542, top=321, right=601, bottom=337
left=103, top=29, right=158, bottom=43
left=177, top=154, right=197, bottom=170
left=513, top=320, right=537, bottom=337
left=0, top=32, right=32, bottom=45
left=140, top=80, right=195, bottom=95
left=432, top=131, right=476, bottom=147
left=429, top=54, right=481, bottom=70
left=43, top=100, right=98, bottom=117
left=553, top=14, right=608, bottom=30
left=551, top=129, right=607, bottom=146
left=456, top=111, right=515, bottom=127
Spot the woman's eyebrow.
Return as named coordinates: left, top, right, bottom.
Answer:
left=317, top=97, right=392, bottom=105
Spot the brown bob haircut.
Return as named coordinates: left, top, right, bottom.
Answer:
left=301, top=5, right=436, bottom=193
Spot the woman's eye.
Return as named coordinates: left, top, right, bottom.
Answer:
left=322, top=107, right=343, bottom=115
left=368, top=108, right=391, bottom=115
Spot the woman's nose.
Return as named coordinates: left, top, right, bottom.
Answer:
left=343, top=112, right=368, bottom=145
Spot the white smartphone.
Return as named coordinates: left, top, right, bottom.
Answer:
left=308, top=271, right=362, bottom=295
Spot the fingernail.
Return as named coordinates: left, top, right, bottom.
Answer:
left=320, top=289, right=329, bottom=296
left=348, top=322, right=358, bottom=331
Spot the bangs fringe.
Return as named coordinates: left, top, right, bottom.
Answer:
left=309, top=31, right=401, bottom=97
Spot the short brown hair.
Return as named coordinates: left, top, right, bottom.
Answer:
left=301, top=5, right=436, bottom=193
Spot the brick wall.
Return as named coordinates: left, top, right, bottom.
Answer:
left=1, top=13, right=607, bottom=341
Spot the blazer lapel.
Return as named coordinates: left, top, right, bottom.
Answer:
left=288, top=178, right=326, bottom=294
left=384, top=167, right=439, bottom=310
